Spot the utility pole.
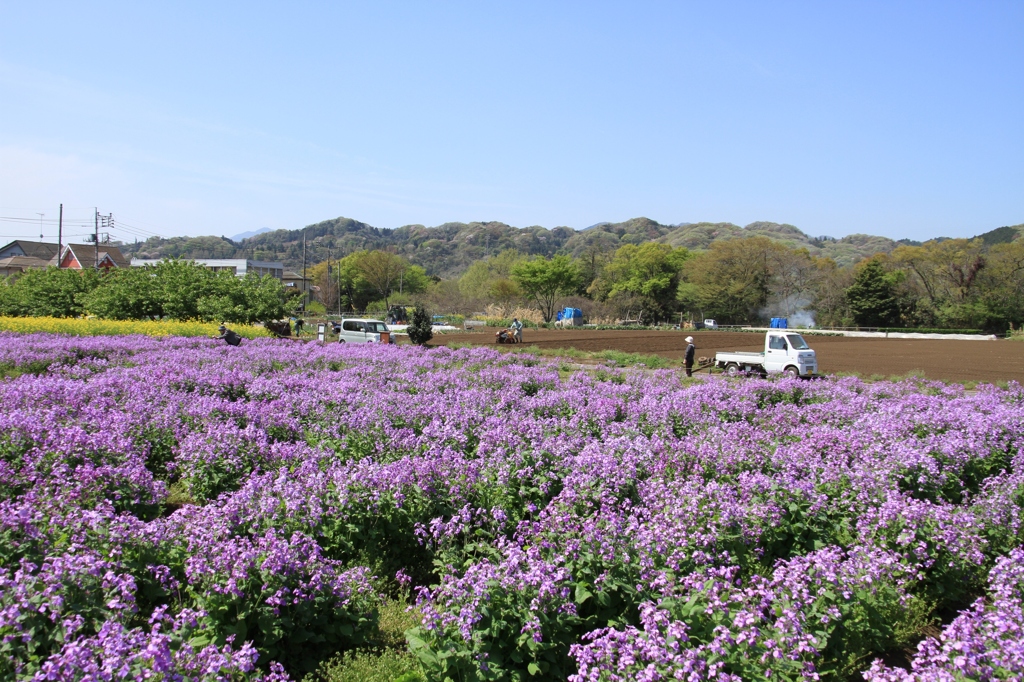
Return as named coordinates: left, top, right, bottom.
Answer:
left=94, top=208, right=100, bottom=270
left=57, top=204, right=63, bottom=268
left=301, top=232, right=307, bottom=312
left=327, top=246, right=333, bottom=316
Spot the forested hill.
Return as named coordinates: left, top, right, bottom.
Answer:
left=119, top=216, right=1022, bottom=277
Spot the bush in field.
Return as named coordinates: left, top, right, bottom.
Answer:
left=407, top=306, right=433, bottom=345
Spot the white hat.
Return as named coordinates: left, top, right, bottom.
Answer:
left=685, top=336, right=694, bottom=343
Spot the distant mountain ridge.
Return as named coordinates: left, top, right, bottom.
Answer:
left=119, top=217, right=1022, bottom=277
left=230, top=227, right=273, bottom=241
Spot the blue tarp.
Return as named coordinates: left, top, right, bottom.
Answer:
left=561, top=307, right=582, bottom=319
left=770, top=317, right=788, bottom=328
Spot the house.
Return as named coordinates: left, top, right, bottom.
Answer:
left=282, top=270, right=313, bottom=303
left=0, top=239, right=130, bottom=276
left=130, top=258, right=285, bottom=280
left=60, top=244, right=129, bottom=271
left=0, top=240, right=60, bottom=277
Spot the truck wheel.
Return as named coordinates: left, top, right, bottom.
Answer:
left=783, top=366, right=799, bottom=379
left=338, top=339, right=346, bottom=344
left=725, top=363, right=741, bottom=377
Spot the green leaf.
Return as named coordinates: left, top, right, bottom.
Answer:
left=528, top=662, right=542, bottom=676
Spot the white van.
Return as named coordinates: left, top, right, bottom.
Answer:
left=338, top=318, right=394, bottom=344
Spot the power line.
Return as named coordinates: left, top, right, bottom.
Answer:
left=0, top=213, right=167, bottom=240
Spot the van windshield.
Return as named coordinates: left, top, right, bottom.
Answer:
left=787, top=334, right=809, bottom=350
left=365, top=322, right=389, bottom=333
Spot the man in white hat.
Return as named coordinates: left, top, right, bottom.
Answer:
left=684, top=336, right=696, bottom=377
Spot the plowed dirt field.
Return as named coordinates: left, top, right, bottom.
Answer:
left=430, top=329, right=1024, bottom=384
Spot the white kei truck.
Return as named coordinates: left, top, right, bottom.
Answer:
left=715, top=332, right=818, bottom=378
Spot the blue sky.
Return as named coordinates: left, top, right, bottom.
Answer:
left=1, top=1, right=1021, bottom=244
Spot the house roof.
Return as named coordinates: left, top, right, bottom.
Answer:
left=0, top=255, right=56, bottom=272
left=0, top=240, right=60, bottom=261
left=63, top=244, right=129, bottom=269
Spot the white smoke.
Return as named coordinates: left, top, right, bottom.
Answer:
left=788, top=308, right=816, bottom=328
left=762, top=295, right=816, bottom=328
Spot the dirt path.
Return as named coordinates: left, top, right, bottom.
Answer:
left=430, top=329, right=1024, bottom=384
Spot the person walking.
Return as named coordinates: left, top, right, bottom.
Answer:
left=216, top=325, right=242, bottom=347
left=511, top=317, right=523, bottom=343
left=684, top=336, right=696, bottom=377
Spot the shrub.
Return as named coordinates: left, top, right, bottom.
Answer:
left=407, top=307, right=433, bottom=345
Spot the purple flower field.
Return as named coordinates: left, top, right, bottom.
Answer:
left=1, top=331, right=1023, bottom=681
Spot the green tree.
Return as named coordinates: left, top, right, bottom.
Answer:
left=487, top=278, right=523, bottom=316
left=0, top=268, right=101, bottom=318
left=845, top=258, right=902, bottom=327
left=78, top=267, right=164, bottom=320
left=401, top=265, right=431, bottom=295
left=310, top=256, right=374, bottom=313
left=808, top=257, right=853, bottom=327
left=458, top=249, right=525, bottom=310
left=357, top=250, right=409, bottom=310
left=681, top=237, right=784, bottom=324
left=978, top=240, right=1024, bottom=329
left=591, top=243, right=690, bottom=322
left=511, top=255, right=581, bottom=322
left=196, top=274, right=287, bottom=324
left=155, top=260, right=227, bottom=321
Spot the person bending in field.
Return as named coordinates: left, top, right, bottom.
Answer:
left=684, top=335, right=695, bottom=377
left=216, top=325, right=242, bottom=346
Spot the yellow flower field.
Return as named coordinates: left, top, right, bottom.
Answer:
left=0, top=317, right=272, bottom=339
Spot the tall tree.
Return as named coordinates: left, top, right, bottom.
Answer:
left=808, top=257, right=853, bottom=327
left=892, top=239, right=987, bottom=305
left=978, top=239, right=1024, bottom=329
left=356, top=250, right=408, bottom=310
left=768, top=247, right=814, bottom=317
left=680, top=237, right=785, bottom=324
left=511, top=255, right=581, bottom=322
left=591, top=243, right=690, bottom=322
left=845, top=258, right=901, bottom=327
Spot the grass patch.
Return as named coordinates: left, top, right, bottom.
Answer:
left=306, top=649, right=424, bottom=682
left=888, top=369, right=927, bottom=382
left=593, top=349, right=675, bottom=369
left=374, top=599, right=421, bottom=648
left=0, top=316, right=271, bottom=339
left=307, top=598, right=425, bottom=682
left=444, top=340, right=679, bottom=370
left=164, top=481, right=194, bottom=507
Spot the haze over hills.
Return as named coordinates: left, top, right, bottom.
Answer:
left=119, top=217, right=1022, bottom=278
left=229, top=227, right=273, bottom=242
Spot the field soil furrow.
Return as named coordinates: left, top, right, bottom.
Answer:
left=431, top=329, right=1024, bottom=383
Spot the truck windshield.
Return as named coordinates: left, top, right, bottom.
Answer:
left=787, top=334, right=809, bottom=350
left=366, top=322, right=388, bottom=332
